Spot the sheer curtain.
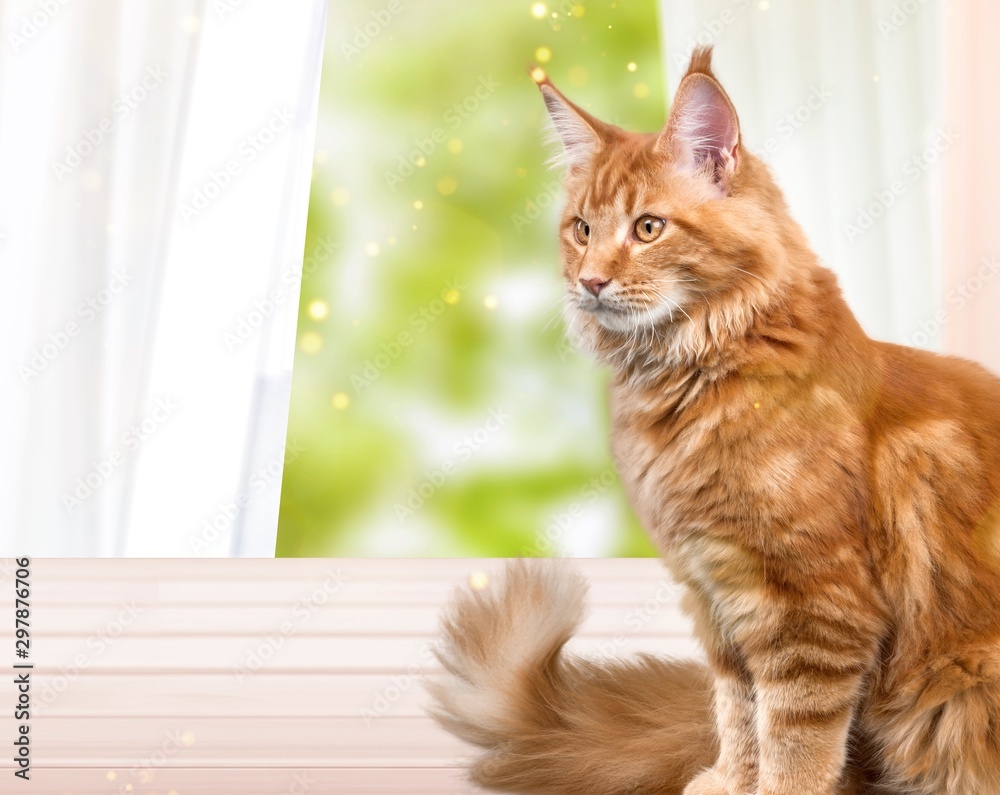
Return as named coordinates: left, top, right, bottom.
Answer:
left=658, top=0, right=945, bottom=353
left=0, top=0, right=326, bottom=555
left=942, top=0, right=1000, bottom=375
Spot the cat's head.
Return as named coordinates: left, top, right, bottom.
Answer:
left=537, top=47, right=807, bottom=371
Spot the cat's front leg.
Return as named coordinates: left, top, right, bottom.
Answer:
left=684, top=672, right=758, bottom=795
left=683, top=618, right=758, bottom=795
left=745, top=598, right=880, bottom=795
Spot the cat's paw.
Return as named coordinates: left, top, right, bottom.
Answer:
left=683, top=768, right=739, bottom=795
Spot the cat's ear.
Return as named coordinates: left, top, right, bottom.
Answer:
left=658, top=46, right=741, bottom=192
left=533, top=71, right=616, bottom=169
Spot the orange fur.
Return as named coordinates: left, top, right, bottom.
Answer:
left=428, top=48, right=1000, bottom=795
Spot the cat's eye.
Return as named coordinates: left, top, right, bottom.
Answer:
left=634, top=215, right=665, bottom=243
left=573, top=219, right=590, bottom=246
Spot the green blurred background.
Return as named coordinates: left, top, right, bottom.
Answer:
left=276, top=0, right=667, bottom=557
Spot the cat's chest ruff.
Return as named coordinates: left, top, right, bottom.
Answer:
left=611, top=380, right=777, bottom=547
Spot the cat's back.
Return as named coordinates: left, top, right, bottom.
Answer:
left=865, top=341, right=1000, bottom=628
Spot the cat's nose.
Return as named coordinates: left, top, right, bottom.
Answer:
left=579, top=277, right=609, bottom=297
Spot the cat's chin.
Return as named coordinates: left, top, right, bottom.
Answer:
left=564, top=303, right=676, bottom=364
left=580, top=300, right=677, bottom=334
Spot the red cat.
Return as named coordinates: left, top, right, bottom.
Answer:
left=428, top=48, right=1000, bottom=794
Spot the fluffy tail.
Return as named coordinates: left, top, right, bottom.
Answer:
left=425, top=560, right=717, bottom=794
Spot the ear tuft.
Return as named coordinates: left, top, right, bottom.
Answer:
left=684, top=45, right=716, bottom=80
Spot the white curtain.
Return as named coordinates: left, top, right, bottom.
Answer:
left=0, top=0, right=326, bottom=555
left=658, top=0, right=944, bottom=351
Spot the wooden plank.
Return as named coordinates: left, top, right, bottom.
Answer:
left=13, top=557, right=669, bottom=580
left=0, top=716, right=469, bottom=768
left=15, top=633, right=701, bottom=673
left=7, top=767, right=486, bottom=794
left=4, top=674, right=432, bottom=718
left=0, top=602, right=692, bottom=636
left=19, top=576, right=684, bottom=607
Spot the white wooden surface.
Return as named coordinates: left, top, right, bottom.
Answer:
left=0, top=559, right=696, bottom=794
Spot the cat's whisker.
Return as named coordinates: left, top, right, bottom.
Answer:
left=731, top=265, right=768, bottom=286
left=538, top=292, right=574, bottom=333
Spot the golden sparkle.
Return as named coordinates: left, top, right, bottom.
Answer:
left=531, top=3, right=547, bottom=19
left=633, top=82, right=650, bottom=99
left=300, top=332, right=323, bottom=355
left=413, top=200, right=424, bottom=210
left=530, top=66, right=547, bottom=83
left=332, top=392, right=350, bottom=410
left=535, top=46, right=552, bottom=63
left=307, top=300, right=329, bottom=321
left=447, top=138, right=463, bottom=154
left=436, top=176, right=458, bottom=196
left=469, top=571, right=489, bottom=590
left=443, top=289, right=461, bottom=305
left=627, top=61, right=637, bottom=72
left=483, top=295, right=498, bottom=310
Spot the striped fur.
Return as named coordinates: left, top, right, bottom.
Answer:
left=428, top=48, right=1000, bottom=794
